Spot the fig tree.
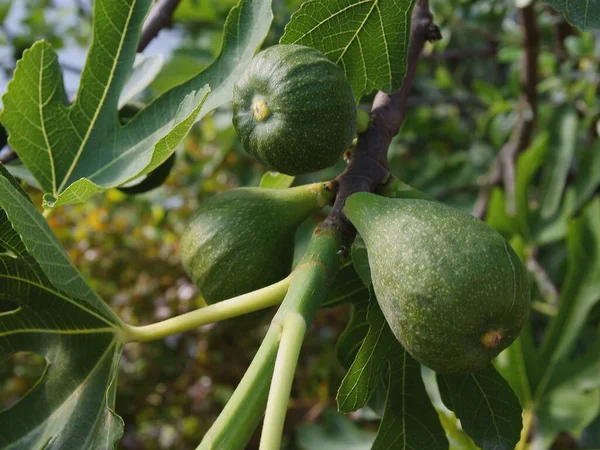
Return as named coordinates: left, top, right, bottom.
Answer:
left=344, top=193, right=530, bottom=374
left=180, top=184, right=328, bottom=304
left=232, top=44, right=356, bottom=175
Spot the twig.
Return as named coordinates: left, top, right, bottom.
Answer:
left=472, top=4, right=539, bottom=219
left=323, top=0, right=442, bottom=241
left=137, top=0, right=183, bottom=52
left=527, top=256, right=559, bottom=307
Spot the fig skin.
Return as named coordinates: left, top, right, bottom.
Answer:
left=180, top=184, right=325, bottom=304
left=344, top=193, right=531, bottom=374
left=232, top=44, right=356, bottom=175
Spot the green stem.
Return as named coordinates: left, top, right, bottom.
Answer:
left=197, top=229, right=342, bottom=450
left=122, top=276, right=291, bottom=342
left=42, top=208, right=54, bottom=219
left=260, top=313, right=306, bottom=450
left=198, top=326, right=280, bottom=450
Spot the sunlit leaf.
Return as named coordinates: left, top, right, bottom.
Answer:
left=0, top=0, right=273, bottom=208
left=259, top=172, right=295, bottom=189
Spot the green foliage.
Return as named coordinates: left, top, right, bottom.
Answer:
left=0, top=0, right=272, bottom=208
left=337, top=299, right=449, bottom=449
left=437, top=366, right=523, bottom=450
left=232, top=44, right=356, bottom=175
left=296, top=409, right=376, bottom=449
left=544, top=0, right=600, bottom=30
left=344, top=193, right=531, bottom=374
left=0, top=165, right=125, bottom=448
left=281, top=0, right=415, bottom=101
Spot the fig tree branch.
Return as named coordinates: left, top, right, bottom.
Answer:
left=198, top=229, right=342, bottom=449
left=472, top=4, right=539, bottom=219
left=137, top=0, right=183, bottom=52
left=323, top=0, right=441, bottom=242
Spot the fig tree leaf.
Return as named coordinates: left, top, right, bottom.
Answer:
left=296, top=409, right=375, bottom=450
left=0, top=0, right=273, bottom=208
left=373, top=349, right=447, bottom=450
left=337, top=300, right=447, bottom=449
left=0, top=165, right=125, bottom=449
left=337, top=300, right=397, bottom=413
left=535, top=384, right=600, bottom=449
left=544, top=0, right=600, bottom=30
left=573, top=141, right=600, bottom=212
left=538, top=108, right=578, bottom=219
left=280, top=0, right=416, bottom=101
left=494, top=335, right=534, bottom=407
left=259, top=172, right=295, bottom=189
left=118, top=53, right=165, bottom=109
left=515, top=132, right=549, bottom=241
left=322, top=262, right=369, bottom=308
left=540, top=198, right=600, bottom=367
left=336, top=297, right=369, bottom=369
left=437, top=365, right=523, bottom=450
left=118, top=153, right=176, bottom=195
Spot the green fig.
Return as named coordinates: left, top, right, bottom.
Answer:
left=180, top=184, right=328, bottom=304
left=232, top=44, right=357, bottom=175
left=344, top=193, right=530, bottom=374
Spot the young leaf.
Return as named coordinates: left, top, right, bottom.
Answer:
left=0, top=165, right=125, bottom=448
left=373, top=349, right=447, bottom=450
left=544, top=0, right=600, bottom=31
left=280, top=0, right=416, bottom=101
left=337, top=300, right=397, bottom=413
left=259, top=172, right=295, bottom=189
left=336, top=298, right=369, bottom=369
left=322, top=262, right=369, bottom=308
left=0, top=0, right=273, bottom=208
left=337, top=300, right=447, bottom=449
left=437, top=365, right=523, bottom=450
left=118, top=53, right=165, bottom=109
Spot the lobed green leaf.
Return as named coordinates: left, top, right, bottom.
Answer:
left=0, top=165, right=124, bottom=449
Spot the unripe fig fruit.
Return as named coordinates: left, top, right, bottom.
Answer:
left=344, top=193, right=530, bottom=374
left=180, top=184, right=328, bottom=304
left=232, top=44, right=357, bottom=175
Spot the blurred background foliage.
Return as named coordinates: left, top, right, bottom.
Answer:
left=1, top=0, right=599, bottom=448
